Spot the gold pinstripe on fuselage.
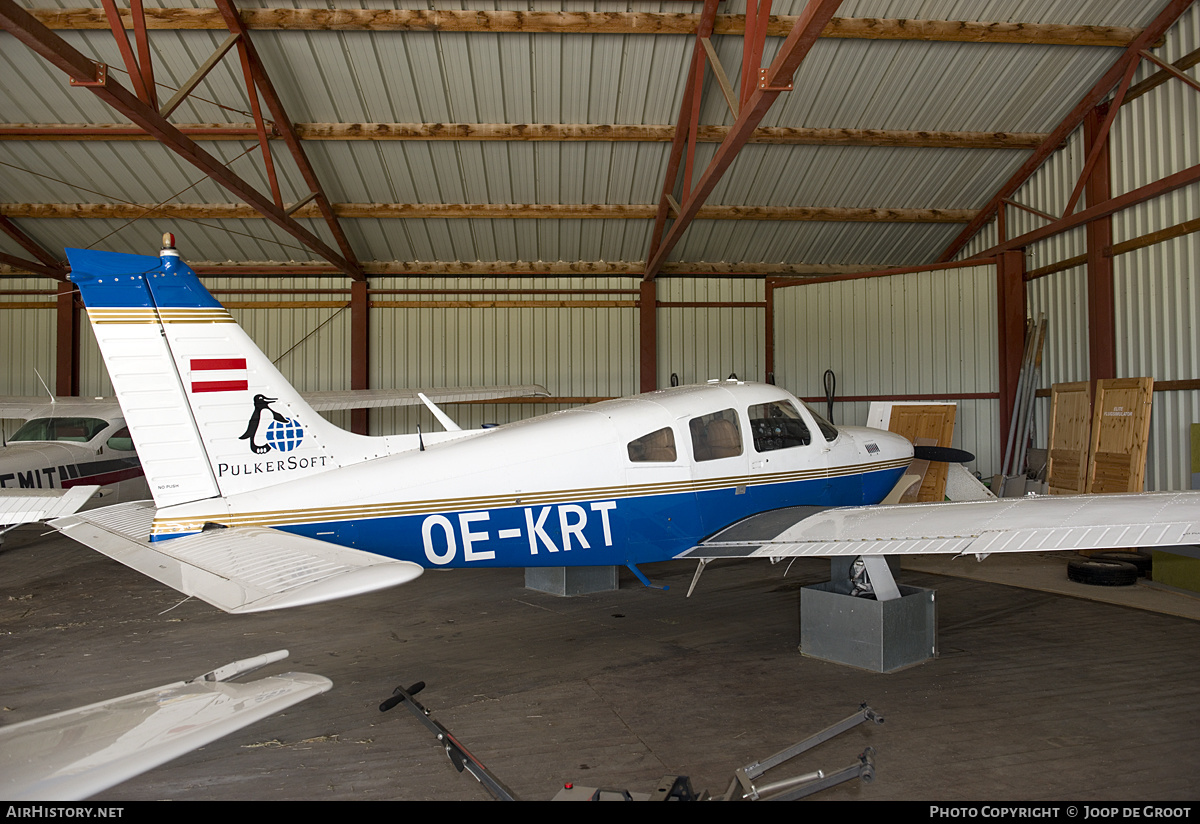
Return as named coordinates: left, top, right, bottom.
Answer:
left=149, top=457, right=910, bottom=537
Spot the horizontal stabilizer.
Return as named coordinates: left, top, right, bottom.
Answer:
left=51, top=502, right=423, bottom=613
left=679, top=492, right=1200, bottom=559
left=0, top=486, right=99, bottom=526
left=303, top=384, right=550, bottom=411
left=0, top=650, right=330, bottom=801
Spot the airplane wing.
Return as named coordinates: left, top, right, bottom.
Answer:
left=1, top=387, right=549, bottom=418
left=0, top=650, right=330, bottom=801
left=301, top=384, right=550, bottom=411
left=0, top=396, right=51, bottom=420
left=678, top=492, right=1200, bottom=559
left=1, top=486, right=100, bottom=527
left=51, top=501, right=423, bottom=613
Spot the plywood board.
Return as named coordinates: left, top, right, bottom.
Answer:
left=1085, top=377, right=1154, bottom=493
left=1046, top=381, right=1091, bottom=495
left=888, top=404, right=956, bottom=502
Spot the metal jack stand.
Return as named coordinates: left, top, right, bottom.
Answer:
left=718, top=703, right=883, bottom=801
left=380, top=681, right=517, bottom=801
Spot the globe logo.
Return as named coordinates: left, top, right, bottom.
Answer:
left=265, top=417, right=305, bottom=452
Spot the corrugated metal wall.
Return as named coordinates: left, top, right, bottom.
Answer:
left=951, top=5, right=1200, bottom=491
left=0, top=278, right=56, bottom=441
left=369, top=275, right=639, bottom=434
left=772, top=265, right=1000, bottom=476
left=657, top=278, right=765, bottom=386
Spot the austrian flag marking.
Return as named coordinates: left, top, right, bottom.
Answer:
left=190, top=357, right=248, bottom=393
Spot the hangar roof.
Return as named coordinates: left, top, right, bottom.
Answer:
left=0, top=0, right=1193, bottom=280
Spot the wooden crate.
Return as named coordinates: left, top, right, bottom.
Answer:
left=1046, top=381, right=1092, bottom=495
left=1085, top=377, right=1154, bottom=493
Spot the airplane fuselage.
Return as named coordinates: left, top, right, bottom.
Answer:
left=0, top=408, right=147, bottom=504
left=150, top=383, right=914, bottom=568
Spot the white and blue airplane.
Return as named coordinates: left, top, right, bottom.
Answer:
left=45, top=235, right=1200, bottom=613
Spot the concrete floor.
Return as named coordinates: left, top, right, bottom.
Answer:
left=3, top=524, right=1199, bottom=801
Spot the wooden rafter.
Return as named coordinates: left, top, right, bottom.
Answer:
left=0, top=123, right=1050, bottom=149
left=2, top=260, right=887, bottom=278
left=2, top=202, right=976, bottom=223
left=30, top=9, right=1142, bottom=47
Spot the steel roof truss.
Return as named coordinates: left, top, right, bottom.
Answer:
left=0, top=0, right=358, bottom=277
left=215, top=0, right=362, bottom=279
left=645, top=0, right=843, bottom=279
left=0, top=215, right=65, bottom=278
left=158, top=32, right=241, bottom=120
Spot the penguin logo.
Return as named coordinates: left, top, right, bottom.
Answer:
left=239, top=394, right=304, bottom=454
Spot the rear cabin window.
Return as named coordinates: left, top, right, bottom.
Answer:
left=10, top=417, right=109, bottom=443
left=627, top=427, right=677, bottom=462
left=748, top=401, right=811, bottom=452
left=689, top=409, right=743, bottom=461
left=105, top=427, right=135, bottom=452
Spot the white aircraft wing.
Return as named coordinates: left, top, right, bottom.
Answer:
left=678, top=492, right=1200, bottom=559
left=301, top=384, right=550, bottom=411
left=1, top=486, right=100, bottom=527
left=0, top=650, right=330, bottom=801
left=51, top=501, right=423, bottom=613
left=0, top=386, right=550, bottom=419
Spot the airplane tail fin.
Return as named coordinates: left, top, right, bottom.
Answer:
left=67, top=235, right=376, bottom=508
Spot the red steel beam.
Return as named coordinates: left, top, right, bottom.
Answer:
left=648, top=0, right=721, bottom=265
left=350, top=280, right=369, bottom=434
left=215, top=0, right=363, bottom=280
left=639, top=279, right=657, bottom=392
left=0, top=251, right=63, bottom=279
left=0, top=0, right=358, bottom=277
left=645, top=0, right=843, bottom=279
left=976, top=160, right=1200, bottom=257
left=55, top=283, right=79, bottom=396
left=938, top=0, right=1193, bottom=263
left=1062, top=59, right=1137, bottom=219
left=1084, top=104, right=1116, bottom=383
left=99, top=0, right=153, bottom=106
left=995, top=250, right=1026, bottom=454
left=130, top=0, right=157, bottom=109
left=0, top=215, right=65, bottom=277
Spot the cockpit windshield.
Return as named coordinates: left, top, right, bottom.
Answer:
left=9, top=417, right=110, bottom=443
left=801, top=403, right=840, bottom=442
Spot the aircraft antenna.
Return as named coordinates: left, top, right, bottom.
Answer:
left=33, top=368, right=54, bottom=404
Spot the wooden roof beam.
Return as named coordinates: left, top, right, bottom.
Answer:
left=2, top=260, right=894, bottom=278
left=0, top=123, right=1050, bottom=149
left=1, top=202, right=977, bottom=223
left=937, top=0, right=1193, bottom=263
left=0, top=0, right=360, bottom=278
left=29, top=9, right=1143, bottom=46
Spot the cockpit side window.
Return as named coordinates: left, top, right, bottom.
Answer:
left=689, top=409, right=743, bottom=461
left=802, top=403, right=840, bottom=442
left=105, top=427, right=135, bottom=452
left=10, top=417, right=109, bottom=443
left=748, top=401, right=811, bottom=451
left=627, top=427, right=677, bottom=462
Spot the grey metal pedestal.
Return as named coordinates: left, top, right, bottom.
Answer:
left=525, top=565, right=619, bottom=596
left=799, top=566, right=937, bottom=673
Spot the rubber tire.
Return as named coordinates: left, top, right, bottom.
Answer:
left=1067, top=558, right=1139, bottom=587
left=1089, top=551, right=1152, bottom=578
